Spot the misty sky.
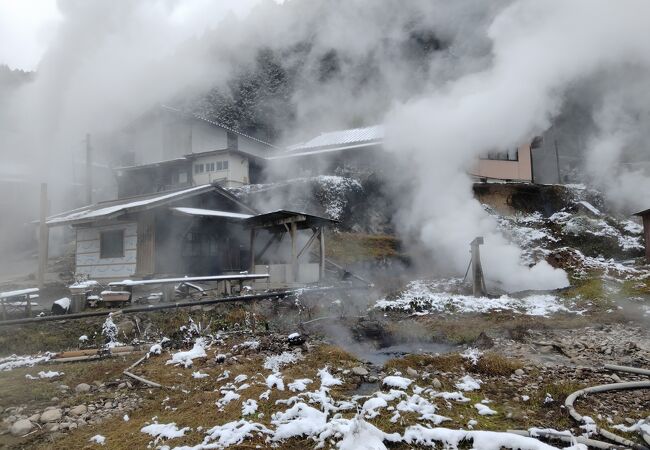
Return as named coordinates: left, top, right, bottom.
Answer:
left=0, top=0, right=278, bottom=71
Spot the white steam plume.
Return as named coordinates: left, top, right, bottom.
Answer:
left=384, top=0, right=650, bottom=292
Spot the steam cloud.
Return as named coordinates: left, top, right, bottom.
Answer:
left=2, top=0, right=650, bottom=291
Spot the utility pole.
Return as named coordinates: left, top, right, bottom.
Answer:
left=37, top=183, right=49, bottom=300
left=85, top=133, right=92, bottom=204
left=554, top=139, right=562, bottom=184
left=470, top=237, right=487, bottom=297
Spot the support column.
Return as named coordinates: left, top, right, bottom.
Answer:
left=249, top=228, right=256, bottom=273
left=470, top=237, right=486, bottom=297
left=37, top=183, right=49, bottom=305
left=290, top=222, right=297, bottom=282
left=319, top=227, right=326, bottom=281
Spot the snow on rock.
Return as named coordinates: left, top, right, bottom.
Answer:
left=101, top=314, right=119, bottom=348
left=140, top=422, right=189, bottom=442
left=166, top=338, right=207, bottom=368
left=432, top=391, right=471, bottom=403
left=263, top=351, right=301, bottom=372
left=318, top=367, right=342, bottom=387
left=382, top=375, right=412, bottom=389
left=461, top=347, right=483, bottom=365
left=53, top=297, right=71, bottom=311
left=78, top=335, right=88, bottom=342
left=241, top=399, right=258, bottom=416
left=88, top=434, right=106, bottom=445
left=192, top=371, right=209, bottom=379
left=403, top=425, right=564, bottom=450
left=266, top=373, right=285, bottom=391
left=288, top=378, right=313, bottom=392
left=233, top=374, right=248, bottom=384
left=376, top=280, right=573, bottom=317
left=396, top=394, right=450, bottom=425
left=69, top=280, right=98, bottom=289
left=149, top=344, right=163, bottom=355
left=474, top=403, right=497, bottom=416
left=455, top=375, right=482, bottom=392
left=0, top=353, right=52, bottom=371
left=319, top=415, right=401, bottom=450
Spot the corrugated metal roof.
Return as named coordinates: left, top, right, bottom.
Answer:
left=287, top=125, right=383, bottom=152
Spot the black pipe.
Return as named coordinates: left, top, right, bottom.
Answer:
left=0, top=285, right=368, bottom=327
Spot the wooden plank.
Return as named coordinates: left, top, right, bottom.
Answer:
left=136, top=212, right=156, bottom=276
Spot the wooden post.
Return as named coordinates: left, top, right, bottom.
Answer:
left=249, top=229, right=256, bottom=273
left=37, top=183, right=49, bottom=300
left=290, top=222, right=297, bottom=282
left=85, top=133, right=92, bottom=205
left=319, top=227, right=326, bottom=281
left=470, top=237, right=486, bottom=297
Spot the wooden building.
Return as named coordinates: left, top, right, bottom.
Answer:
left=45, top=183, right=335, bottom=284
left=633, top=208, right=650, bottom=261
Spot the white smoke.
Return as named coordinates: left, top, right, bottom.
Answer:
left=384, top=0, right=650, bottom=291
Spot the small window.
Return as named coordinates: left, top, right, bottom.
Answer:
left=222, top=160, right=229, bottom=170
left=216, top=161, right=223, bottom=171
left=194, top=164, right=204, bottom=174
left=207, top=162, right=215, bottom=172
left=100, top=230, right=124, bottom=259
left=178, top=171, right=188, bottom=183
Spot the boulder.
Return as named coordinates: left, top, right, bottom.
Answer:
left=69, top=405, right=87, bottom=416
left=431, top=378, right=442, bottom=389
left=10, top=419, right=33, bottom=436
left=514, top=369, right=525, bottom=376
left=40, top=409, right=62, bottom=423
left=351, top=366, right=369, bottom=376
left=75, top=383, right=91, bottom=393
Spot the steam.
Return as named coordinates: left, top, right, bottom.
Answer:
left=384, top=0, right=650, bottom=291
left=2, top=0, right=650, bottom=291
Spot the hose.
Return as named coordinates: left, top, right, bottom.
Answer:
left=508, top=429, right=620, bottom=449
left=564, top=380, right=650, bottom=450
left=604, top=364, right=650, bottom=377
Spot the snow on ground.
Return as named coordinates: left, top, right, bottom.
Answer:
left=382, top=375, right=412, bottom=389
left=0, top=353, right=52, bottom=371
left=288, top=378, right=313, bottom=392
left=475, top=403, right=497, bottom=416
left=376, top=280, right=575, bottom=316
left=192, top=371, right=209, bottom=379
left=455, top=375, right=482, bottom=392
left=88, top=434, right=106, bottom=445
left=166, top=338, right=207, bottom=368
left=25, top=370, right=63, bottom=380
left=317, top=367, right=342, bottom=387
left=266, top=373, right=285, bottom=391
left=140, top=422, right=189, bottom=442
left=263, top=351, right=302, bottom=372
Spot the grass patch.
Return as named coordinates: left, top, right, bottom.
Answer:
left=326, top=232, right=402, bottom=265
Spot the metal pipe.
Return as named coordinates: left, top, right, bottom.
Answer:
left=604, top=364, right=650, bottom=377
left=0, top=285, right=367, bottom=327
left=508, top=429, right=619, bottom=449
left=565, top=380, right=650, bottom=450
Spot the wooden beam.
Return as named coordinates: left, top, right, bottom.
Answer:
left=37, top=183, right=49, bottom=301
left=297, top=229, right=320, bottom=259
left=290, top=222, right=297, bottom=282
left=319, top=226, right=326, bottom=281
left=249, top=228, right=256, bottom=273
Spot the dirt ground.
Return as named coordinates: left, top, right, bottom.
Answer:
left=0, top=283, right=649, bottom=450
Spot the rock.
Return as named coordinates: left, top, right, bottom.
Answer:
left=118, top=383, right=126, bottom=389
left=116, top=319, right=136, bottom=338
left=406, top=367, right=418, bottom=377
left=69, top=422, right=78, bottom=430
left=431, top=378, right=442, bottom=389
left=58, top=385, right=69, bottom=391
left=45, top=423, right=59, bottom=432
left=473, top=331, right=494, bottom=349
left=75, top=383, right=91, bottom=393
left=10, top=419, right=34, bottom=436
left=514, top=369, right=525, bottom=376
left=40, top=409, right=62, bottom=423
left=610, top=374, right=622, bottom=383
left=351, top=366, right=369, bottom=376
left=50, top=397, right=59, bottom=402
left=28, top=414, right=40, bottom=422
left=59, top=422, right=71, bottom=430
left=69, top=405, right=87, bottom=416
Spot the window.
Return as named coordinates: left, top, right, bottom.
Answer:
left=216, top=161, right=223, bottom=171
left=206, top=162, right=215, bottom=172
left=194, top=163, right=204, bottom=174
left=222, top=160, right=229, bottom=170
left=100, top=230, right=124, bottom=258
left=182, top=232, right=218, bottom=256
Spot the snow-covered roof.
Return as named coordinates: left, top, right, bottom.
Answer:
left=0, top=287, right=38, bottom=299
left=286, top=125, right=383, bottom=153
left=171, top=207, right=253, bottom=220
left=46, top=185, right=215, bottom=226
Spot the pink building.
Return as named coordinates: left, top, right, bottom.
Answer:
left=469, top=143, right=533, bottom=182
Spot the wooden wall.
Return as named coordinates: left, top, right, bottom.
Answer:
left=75, top=222, right=137, bottom=279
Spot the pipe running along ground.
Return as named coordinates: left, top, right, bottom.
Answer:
left=564, top=380, right=650, bottom=450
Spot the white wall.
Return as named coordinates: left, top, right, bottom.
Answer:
left=192, top=151, right=249, bottom=187
left=190, top=121, right=228, bottom=154
left=75, top=222, right=137, bottom=279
